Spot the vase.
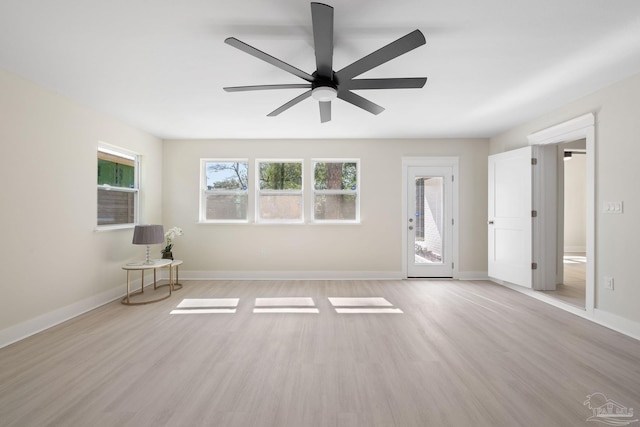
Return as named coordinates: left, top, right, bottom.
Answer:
left=162, top=251, right=173, bottom=260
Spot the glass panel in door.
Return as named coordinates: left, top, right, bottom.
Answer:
left=414, top=176, right=444, bottom=265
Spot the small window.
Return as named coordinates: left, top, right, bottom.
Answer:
left=257, top=160, right=303, bottom=222
left=313, top=160, right=359, bottom=222
left=201, top=160, right=249, bottom=222
left=97, top=145, right=139, bottom=227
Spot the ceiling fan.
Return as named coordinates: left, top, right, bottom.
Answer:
left=223, top=2, right=427, bottom=123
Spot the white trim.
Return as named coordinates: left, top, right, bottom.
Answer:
left=159, top=270, right=404, bottom=280
left=492, top=279, right=640, bottom=341
left=593, top=309, right=640, bottom=342
left=527, top=113, right=595, bottom=145
left=564, top=246, right=586, bottom=253
left=456, top=271, right=490, bottom=280
left=527, top=113, right=595, bottom=313
left=401, top=157, right=460, bottom=279
left=98, top=142, right=139, bottom=159
left=0, top=279, right=141, bottom=349
left=157, top=270, right=487, bottom=281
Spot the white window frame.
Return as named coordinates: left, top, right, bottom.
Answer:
left=311, top=159, right=360, bottom=224
left=256, top=159, right=304, bottom=224
left=199, top=159, right=250, bottom=224
left=96, top=143, right=139, bottom=231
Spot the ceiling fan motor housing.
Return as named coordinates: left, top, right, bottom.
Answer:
left=311, top=72, right=338, bottom=101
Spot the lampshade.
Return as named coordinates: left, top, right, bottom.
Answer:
left=132, top=225, right=165, bottom=245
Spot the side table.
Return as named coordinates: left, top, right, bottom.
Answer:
left=155, top=260, right=183, bottom=291
left=122, top=259, right=172, bottom=305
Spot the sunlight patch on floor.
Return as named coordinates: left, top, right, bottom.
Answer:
left=171, top=308, right=237, bottom=314
left=253, top=297, right=319, bottom=314
left=170, top=298, right=239, bottom=314
left=335, top=308, right=404, bottom=314
left=255, top=297, right=315, bottom=307
left=329, top=297, right=403, bottom=314
left=253, top=308, right=320, bottom=314
left=328, top=297, right=393, bottom=307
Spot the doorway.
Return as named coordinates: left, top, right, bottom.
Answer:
left=402, top=158, right=458, bottom=278
left=528, top=113, right=594, bottom=313
left=541, top=139, right=587, bottom=307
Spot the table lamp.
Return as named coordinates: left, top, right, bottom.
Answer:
left=132, top=224, right=165, bottom=264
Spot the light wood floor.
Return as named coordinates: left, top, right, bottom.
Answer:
left=1, top=280, right=639, bottom=427
left=541, top=254, right=587, bottom=308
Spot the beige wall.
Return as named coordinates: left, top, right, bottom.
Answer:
left=490, top=72, right=640, bottom=324
left=564, top=149, right=587, bottom=252
left=0, top=68, right=163, bottom=337
left=162, top=138, right=489, bottom=277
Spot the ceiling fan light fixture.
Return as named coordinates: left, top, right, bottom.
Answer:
left=312, top=86, right=338, bottom=102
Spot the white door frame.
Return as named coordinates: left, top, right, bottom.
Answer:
left=402, top=157, right=459, bottom=279
left=527, top=113, right=595, bottom=312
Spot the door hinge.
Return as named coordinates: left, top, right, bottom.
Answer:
left=452, top=218, right=455, bottom=225
left=531, top=158, right=538, bottom=165
left=452, top=175, right=455, bottom=182
left=452, top=262, right=454, bottom=269
left=532, top=262, right=538, bottom=270
left=532, top=210, right=537, bottom=217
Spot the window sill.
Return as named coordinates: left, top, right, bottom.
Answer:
left=196, top=221, right=361, bottom=226
left=94, top=224, right=135, bottom=232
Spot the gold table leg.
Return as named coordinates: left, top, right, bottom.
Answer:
left=122, top=264, right=172, bottom=305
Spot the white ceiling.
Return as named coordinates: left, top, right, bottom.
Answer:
left=2, top=0, right=640, bottom=140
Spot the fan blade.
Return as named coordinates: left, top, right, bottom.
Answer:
left=224, top=84, right=312, bottom=92
left=342, top=77, right=427, bottom=90
left=267, top=90, right=312, bottom=116
left=311, top=2, right=334, bottom=78
left=319, top=101, right=331, bottom=123
left=225, top=37, right=315, bottom=82
left=336, top=30, right=426, bottom=81
left=337, top=90, right=384, bottom=115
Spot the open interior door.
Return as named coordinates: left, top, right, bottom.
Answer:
left=488, top=146, right=533, bottom=288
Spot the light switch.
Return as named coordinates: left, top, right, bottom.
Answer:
left=603, top=201, right=624, bottom=214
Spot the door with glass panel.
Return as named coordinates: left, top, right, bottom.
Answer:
left=407, top=166, right=453, bottom=277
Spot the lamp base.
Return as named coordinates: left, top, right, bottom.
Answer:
left=143, top=245, right=153, bottom=264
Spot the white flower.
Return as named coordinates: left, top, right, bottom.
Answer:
left=165, top=226, right=184, bottom=241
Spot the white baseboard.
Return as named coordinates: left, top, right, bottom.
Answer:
left=455, top=271, right=489, bottom=280
left=491, top=279, right=640, bottom=342
left=592, top=309, right=640, bottom=341
left=564, top=246, right=586, bottom=253
left=159, top=270, right=490, bottom=281
left=0, top=279, right=141, bottom=349
left=160, top=270, right=404, bottom=281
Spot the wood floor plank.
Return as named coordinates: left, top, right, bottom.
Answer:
left=1, top=279, right=639, bottom=426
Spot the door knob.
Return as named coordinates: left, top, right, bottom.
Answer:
left=409, top=226, right=413, bottom=230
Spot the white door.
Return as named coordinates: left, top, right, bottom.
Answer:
left=407, top=166, right=453, bottom=277
left=488, top=147, right=532, bottom=288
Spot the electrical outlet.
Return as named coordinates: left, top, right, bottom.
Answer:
left=604, top=276, right=614, bottom=290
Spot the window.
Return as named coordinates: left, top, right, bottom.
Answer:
left=313, top=160, right=359, bottom=222
left=97, top=145, right=139, bottom=227
left=200, top=160, right=249, bottom=222
left=257, top=160, right=303, bottom=222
